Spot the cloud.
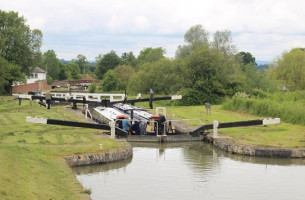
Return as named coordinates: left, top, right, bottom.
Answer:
left=2, top=0, right=305, bottom=60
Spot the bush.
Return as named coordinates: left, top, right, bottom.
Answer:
left=88, top=83, right=97, bottom=93
left=250, top=89, right=268, bottom=98
left=222, top=97, right=305, bottom=125
left=175, top=88, right=224, bottom=106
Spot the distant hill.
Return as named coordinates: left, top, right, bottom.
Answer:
left=256, top=60, right=269, bottom=65
left=59, top=60, right=96, bottom=64
left=256, top=60, right=270, bottom=70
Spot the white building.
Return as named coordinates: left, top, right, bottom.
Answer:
left=27, top=67, right=47, bottom=84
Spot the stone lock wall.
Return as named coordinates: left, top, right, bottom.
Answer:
left=204, top=134, right=305, bottom=158
left=65, top=144, right=133, bottom=167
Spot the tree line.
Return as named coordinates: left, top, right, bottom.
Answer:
left=1, top=10, right=304, bottom=105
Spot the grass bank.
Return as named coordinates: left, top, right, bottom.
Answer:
left=0, top=96, right=125, bottom=200
left=164, top=105, right=305, bottom=148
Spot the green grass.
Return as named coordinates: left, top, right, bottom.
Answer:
left=165, top=105, right=305, bottom=148
left=0, top=96, right=125, bottom=200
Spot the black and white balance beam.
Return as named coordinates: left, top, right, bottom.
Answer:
left=190, top=118, right=280, bottom=136
left=26, top=117, right=127, bottom=137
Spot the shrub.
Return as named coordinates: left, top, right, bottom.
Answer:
left=88, top=83, right=97, bottom=93
left=174, top=88, right=224, bottom=106
left=222, top=97, right=305, bottom=125
left=250, top=89, right=268, bottom=98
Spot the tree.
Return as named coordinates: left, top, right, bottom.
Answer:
left=65, top=63, right=82, bottom=80
left=101, top=70, right=120, bottom=92
left=73, top=54, right=89, bottom=74
left=95, top=51, right=121, bottom=79
left=135, top=47, right=166, bottom=65
left=183, top=46, right=242, bottom=103
left=128, top=59, right=185, bottom=94
left=88, top=83, right=97, bottom=93
left=0, top=56, right=25, bottom=94
left=184, top=24, right=209, bottom=46
left=113, top=65, right=135, bottom=88
left=41, top=50, right=61, bottom=82
left=121, top=52, right=136, bottom=67
left=211, top=30, right=236, bottom=56
left=0, top=10, right=42, bottom=75
left=236, top=51, right=256, bottom=65
left=176, top=25, right=209, bottom=58
left=274, top=48, right=305, bottom=90
left=234, top=51, right=273, bottom=93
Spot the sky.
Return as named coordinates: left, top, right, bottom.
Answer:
left=1, top=0, right=305, bottom=62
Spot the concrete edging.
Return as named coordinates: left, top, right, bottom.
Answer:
left=65, top=143, right=133, bottom=167
left=204, top=134, right=305, bottom=158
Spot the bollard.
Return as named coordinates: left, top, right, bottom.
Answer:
left=109, top=121, right=115, bottom=139
left=213, top=120, right=219, bottom=138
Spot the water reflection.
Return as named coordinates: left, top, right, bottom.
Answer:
left=75, top=142, right=305, bottom=200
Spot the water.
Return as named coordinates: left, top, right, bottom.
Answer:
left=74, top=142, right=305, bottom=200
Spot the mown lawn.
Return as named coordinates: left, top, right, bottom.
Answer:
left=0, top=96, right=124, bottom=200
left=164, top=104, right=305, bottom=148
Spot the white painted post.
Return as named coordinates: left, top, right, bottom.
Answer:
left=263, top=118, right=280, bottom=125
left=109, top=121, right=115, bottom=139
left=85, top=104, right=88, bottom=119
left=85, top=104, right=92, bottom=119
left=213, top=120, right=219, bottom=138
left=26, top=116, right=47, bottom=124
left=171, top=95, right=182, bottom=100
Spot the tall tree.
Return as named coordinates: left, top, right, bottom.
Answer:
left=0, top=10, right=42, bottom=75
left=0, top=56, right=24, bottom=94
left=121, top=52, right=136, bottom=67
left=128, top=59, right=184, bottom=94
left=236, top=51, right=256, bottom=65
left=184, top=24, right=209, bottom=46
left=42, top=50, right=61, bottom=83
left=274, top=48, right=305, bottom=90
left=65, top=62, right=82, bottom=80
left=183, top=46, right=243, bottom=103
left=73, top=54, right=89, bottom=74
left=113, top=65, right=135, bottom=88
left=95, top=51, right=121, bottom=79
left=176, top=25, right=209, bottom=58
left=136, top=47, right=166, bottom=66
left=211, top=30, right=236, bottom=56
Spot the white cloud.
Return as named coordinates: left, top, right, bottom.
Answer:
left=134, top=16, right=150, bottom=31
left=2, top=0, right=305, bottom=60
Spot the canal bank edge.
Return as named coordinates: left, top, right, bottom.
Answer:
left=65, top=143, right=133, bottom=167
left=204, top=133, right=305, bottom=158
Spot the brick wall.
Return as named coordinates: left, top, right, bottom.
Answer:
left=12, top=80, right=51, bottom=94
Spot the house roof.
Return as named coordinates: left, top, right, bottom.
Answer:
left=51, top=80, right=70, bottom=86
left=33, top=67, right=46, bottom=73
left=51, top=79, right=100, bottom=87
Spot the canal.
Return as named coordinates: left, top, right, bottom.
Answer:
left=73, top=142, right=305, bottom=200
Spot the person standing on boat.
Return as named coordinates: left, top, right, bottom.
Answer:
left=158, top=113, right=166, bottom=135
left=122, top=116, right=130, bottom=134
left=149, top=89, right=154, bottom=109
